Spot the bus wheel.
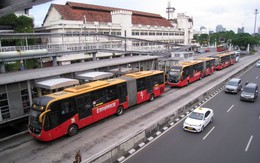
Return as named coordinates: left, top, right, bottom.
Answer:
left=116, top=106, right=124, bottom=116
left=149, top=94, right=154, bottom=101
left=68, top=124, right=78, bottom=136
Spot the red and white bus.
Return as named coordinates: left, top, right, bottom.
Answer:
left=195, top=57, right=216, bottom=76
left=167, top=60, right=204, bottom=87
left=217, top=44, right=228, bottom=52
left=28, top=70, right=165, bottom=141
left=210, top=52, right=236, bottom=70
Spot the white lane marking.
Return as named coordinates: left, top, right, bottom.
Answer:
left=227, top=105, right=234, bottom=113
left=259, top=115, right=260, bottom=119
left=245, top=135, right=253, bottom=152
left=203, top=126, right=215, bottom=140
left=256, top=76, right=259, bottom=79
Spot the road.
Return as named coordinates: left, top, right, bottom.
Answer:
left=124, top=63, right=260, bottom=163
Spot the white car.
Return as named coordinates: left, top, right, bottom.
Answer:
left=183, top=107, right=214, bottom=132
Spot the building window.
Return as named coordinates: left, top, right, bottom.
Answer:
left=0, top=92, right=10, bottom=120
left=149, top=32, right=155, bottom=36
left=21, top=89, right=30, bottom=113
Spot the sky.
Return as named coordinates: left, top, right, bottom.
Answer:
left=30, top=0, right=260, bottom=34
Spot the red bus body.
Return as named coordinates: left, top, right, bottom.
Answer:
left=195, top=58, right=216, bottom=76
left=210, top=52, right=236, bottom=70
left=167, top=60, right=204, bottom=87
left=29, top=70, right=165, bottom=141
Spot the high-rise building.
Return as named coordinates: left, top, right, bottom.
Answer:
left=237, top=27, right=244, bottom=33
left=216, top=25, right=226, bottom=33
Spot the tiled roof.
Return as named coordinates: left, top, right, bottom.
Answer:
left=51, top=1, right=172, bottom=27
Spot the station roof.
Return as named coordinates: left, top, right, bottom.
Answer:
left=76, top=71, right=114, bottom=81
left=109, top=67, right=139, bottom=75
left=35, top=78, right=79, bottom=90
left=0, top=55, right=160, bottom=85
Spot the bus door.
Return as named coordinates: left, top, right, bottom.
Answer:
left=118, top=83, right=127, bottom=104
left=146, top=76, right=153, bottom=94
left=76, top=94, right=92, bottom=120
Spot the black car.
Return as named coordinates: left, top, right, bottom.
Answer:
left=240, top=83, right=258, bottom=102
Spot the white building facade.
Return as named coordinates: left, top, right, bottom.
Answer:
left=36, top=2, right=193, bottom=64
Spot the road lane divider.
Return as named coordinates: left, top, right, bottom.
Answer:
left=227, top=105, right=234, bottom=113
left=203, top=126, right=215, bottom=140
left=245, top=135, right=253, bottom=152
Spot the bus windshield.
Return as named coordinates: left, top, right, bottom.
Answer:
left=169, top=66, right=182, bottom=77
left=29, top=109, right=42, bottom=129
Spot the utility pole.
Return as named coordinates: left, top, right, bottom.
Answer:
left=254, top=9, right=258, bottom=36
left=166, top=0, right=175, bottom=20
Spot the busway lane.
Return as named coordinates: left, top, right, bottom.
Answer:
left=124, top=64, right=260, bottom=163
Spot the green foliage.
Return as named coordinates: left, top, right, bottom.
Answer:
left=0, top=13, right=17, bottom=26
left=0, top=14, right=38, bottom=72
left=194, top=31, right=260, bottom=50
left=232, top=33, right=259, bottom=50
left=5, top=61, right=20, bottom=72
left=0, top=14, right=33, bottom=33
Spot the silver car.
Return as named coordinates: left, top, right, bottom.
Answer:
left=256, top=60, right=260, bottom=68
left=225, top=78, right=242, bottom=93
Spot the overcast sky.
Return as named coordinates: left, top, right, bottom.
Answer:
left=31, top=0, right=260, bottom=33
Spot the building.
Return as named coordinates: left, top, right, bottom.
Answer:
left=237, top=27, right=244, bottom=33
left=216, top=25, right=226, bottom=33
left=35, top=1, right=193, bottom=64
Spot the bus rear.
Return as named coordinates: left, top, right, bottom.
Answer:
left=196, top=58, right=216, bottom=76
left=123, top=70, right=165, bottom=104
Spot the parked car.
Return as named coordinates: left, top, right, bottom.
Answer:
left=183, top=107, right=214, bottom=132
left=225, top=78, right=242, bottom=93
left=256, top=60, right=260, bottom=68
left=240, top=83, right=258, bottom=102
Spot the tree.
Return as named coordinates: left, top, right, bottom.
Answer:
left=0, top=14, right=37, bottom=71
left=232, top=33, right=259, bottom=50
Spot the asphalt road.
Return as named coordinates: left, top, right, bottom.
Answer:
left=124, top=64, right=260, bottom=163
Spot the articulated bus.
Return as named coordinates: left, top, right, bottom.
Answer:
left=167, top=60, right=204, bottom=87
left=28, top=70, right=165, bottom=141
left=210, top=52, right=236, bottom=70
left=195, top=57, right=216, bottom=76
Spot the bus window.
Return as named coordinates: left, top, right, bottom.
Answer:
left=92, top=89, right=105, bottom=105
left=118, top=83, right=127, bottom=103
left=106, top=86, right=117, bottom=101
left=146, top=76, right=153, bottom=93
left=44, top=111, right=59, bottom=131
left=76, top=95, right=92, bottom=119
left=153, top=74, right=164, bottom=85
left=137, top=78, right=146, bottom=92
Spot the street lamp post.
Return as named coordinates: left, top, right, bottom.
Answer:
left=254, top=9, right=259, bottom=37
